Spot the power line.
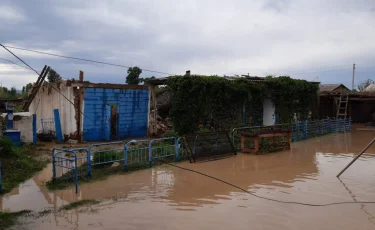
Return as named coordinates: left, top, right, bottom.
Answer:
left=0, top=56, right=68, bottom=81
left=1, top=44, right=40, bottom=75
left=0, top=56, right=31, bottom=70
left=4, top=45, right=176, bottom=76
left=0, top=43, right=121, bottom=140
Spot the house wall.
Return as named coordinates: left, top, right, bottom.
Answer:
left=13, top=116, right=33, bottom=143
left=351, top=101, right=375, bottom=123
left=83, top=88, right=149, bottom=141
left=319, top=97, right=336, bottom=119
left=29, top=84, right=77, bottom=136
left=263, top=97, right=275, bottom=126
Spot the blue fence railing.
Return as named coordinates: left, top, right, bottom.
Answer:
left=52, top=148, right=79, bottom=193
left=291, top=118, right=351, bottom=142
left=52, top=138, right=189, bottom=193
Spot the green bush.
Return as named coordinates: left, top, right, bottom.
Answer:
left=0, top=136, right=14, bottom=156
left=163, top=129, right=179, bottom=138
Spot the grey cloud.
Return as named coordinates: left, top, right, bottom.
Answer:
left=0, top=0, right=375, bottom=90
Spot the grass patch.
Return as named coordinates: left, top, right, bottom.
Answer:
left=37, top=209, right=52, bottom=217
left=60, top=199, right=100, bottom=211
left=0, top=210, right=32, bottom=230
left=0, top=141, right=48, bottom=194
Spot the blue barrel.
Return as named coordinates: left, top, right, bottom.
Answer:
left=3, top=130, right=21, bottom=146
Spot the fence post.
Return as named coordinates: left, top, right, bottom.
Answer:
left=52, top=149, right=56, bottom=181
left=149, top=141, right=153, bottom=167
left=175, top=139, right=179, bottom=162
left=304, top=121, right=308, bottom=139
left=32, top=114, right=37, bottom=145
left=74, top=153, right=78, bottom=193
left=194, top=135, right=198, bottom=158
left=87, top=146, right=92, bottom=177
left=124, top=144, right=128, bottom=171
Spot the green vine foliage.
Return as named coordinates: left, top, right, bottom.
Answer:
left=167, top=76, right=262, bottom=134
left=265, top=76, right=319, bottom=123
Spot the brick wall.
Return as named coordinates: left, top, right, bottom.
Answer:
left=83, top=88, right=149, bottom=141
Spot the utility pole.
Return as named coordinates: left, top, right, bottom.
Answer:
left=352, top=63, right=355, bottom=91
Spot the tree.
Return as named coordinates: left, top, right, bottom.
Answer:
left=9, top=87, right=16, bottom=96
left=358, top=79, right=374, bottom=92
left=126, top=66, right=142, bottom=85
left=140, top=76, right=156, bottom=85
left=47, top=68, right=62, bottom=83
left=25, top=83, right=33, bottom=92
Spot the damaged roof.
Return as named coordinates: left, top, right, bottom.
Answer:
left=319, top=84, right=349, bottom=92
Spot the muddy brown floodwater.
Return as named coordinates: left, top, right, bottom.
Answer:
left=2, top=130, right=375, bottom=229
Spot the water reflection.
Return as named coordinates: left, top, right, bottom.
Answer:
left=2, top=130, right=375, bottom=229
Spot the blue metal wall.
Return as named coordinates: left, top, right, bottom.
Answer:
left=83, top=88, right=149, bottom=141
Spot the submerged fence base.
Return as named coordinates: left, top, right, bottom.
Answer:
left=51, top=137, right=189, bottom=193
left=231, top=118, right=352, bottom=152
left=52, top=118, right=352, bottom=193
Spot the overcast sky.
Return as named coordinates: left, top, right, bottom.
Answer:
left=0, top=0, right=374, bottom=90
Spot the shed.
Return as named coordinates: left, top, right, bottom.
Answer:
left=1, top=112, right=33, bottom=143
left=27, top=78, right=150, bottom=142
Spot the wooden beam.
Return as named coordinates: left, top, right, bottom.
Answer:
left=22, top=65, right=49, bottom=111
left=70, top=82, right=148, bottom=90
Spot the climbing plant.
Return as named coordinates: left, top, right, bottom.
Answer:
left=265, top=76, right=319, bottom=123
left=167, top=75, right=262, bottom=134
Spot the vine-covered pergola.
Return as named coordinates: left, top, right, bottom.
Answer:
left=148, top=75, right=319, bottom=135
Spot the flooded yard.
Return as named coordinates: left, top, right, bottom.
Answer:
left=2, top=130, right=375, bottom=229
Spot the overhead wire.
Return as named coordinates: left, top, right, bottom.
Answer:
left=3, top=45, right=177, bottom=76
left=0, top=56, right=31, bottom=70
left=0, top=43, right=121, bottom=140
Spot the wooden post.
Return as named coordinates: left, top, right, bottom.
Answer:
left=241, top=136, right=246, bottom=153
left=148, top=86, right=157, bottom=136
left=79, top=71, right=84, bottom=142
left=254, top=137, right=259, bottom=154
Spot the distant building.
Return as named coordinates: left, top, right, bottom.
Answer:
left=363, top=84, right=375, bottom=92
left=319, top=84, right=350, bottom=93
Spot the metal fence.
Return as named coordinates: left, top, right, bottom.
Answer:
left=87, top=142, right=125, bottom=176
left=52, top=138, right=187, bottom=193
left=184, top=132, right=236, bottom=162
left=149, top=138, right=178, bottom=167
left=125, top=140, right=150, bottom=171
left=291, top=118, right=351, bottom=142
left=52, top=148, right=79, bottom=193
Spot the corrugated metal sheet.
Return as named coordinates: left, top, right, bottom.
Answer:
left=83, top=88, right=149, bottom=141
left=29, top=84, right=77, bottom=136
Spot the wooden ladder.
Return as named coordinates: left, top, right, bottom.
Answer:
left=22, top=65, right=50, bottom=112
left=336, top=93, right=349, bottom=119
